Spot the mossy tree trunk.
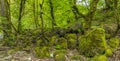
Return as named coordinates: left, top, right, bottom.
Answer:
left=0, top=0, right=17, bottom=45
left=49, top=0, right=56, bottom=31
left=0, top=0, right=12, bottom=38
left=17, top=0, right=26, bottom=34
left=40, top=0, right=44, bottom=34
left=72, top=0, right=99, bottom=34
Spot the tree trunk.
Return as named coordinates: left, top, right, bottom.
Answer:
left=49, top=0, right=55, bottom=31
left=40, top=0, right=44, bottom=33
left=0, top=0, right=12, bottom=38
left=18, top=0, right=26, bottom=34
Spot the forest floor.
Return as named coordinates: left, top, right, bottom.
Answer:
left=0, top=46, right=120, bottom=61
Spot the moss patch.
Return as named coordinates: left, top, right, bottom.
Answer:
left=90, top=55, right=108, bottom=61
left=65, top=34, right=77, bottom=49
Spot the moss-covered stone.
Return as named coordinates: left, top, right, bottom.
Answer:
left=54, top=53, right=66, bottom=61
left=78, top=28, right=107, bottom=57
left=65, top=34, right=77, bottom=49
left=53, top=49, right=67, bottom=61
left=49, top=36, right=58, bottom=46
left=36, top=39, right=42, bottom=46
left=65, top=33, right=77, bottom=39
left=35, top=46, right=50, bottom=58
left=105, top=48, right=113, bottom=57
left=54, top=50, right=67, bottom=55
left=55, top=37, right=67, bottom=49
left=90, top=55, right=108, bottom=61
left=108, top=37, right=119, bottom=49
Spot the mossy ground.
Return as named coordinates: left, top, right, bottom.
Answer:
left=0, top=27, right=120, bottom=61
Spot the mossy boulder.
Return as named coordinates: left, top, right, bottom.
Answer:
left=78, top=28, right=107, bottom=57
left=36, top=39, right=42, bottom=46
left=35, top=46, right=50, bottom=58
left=54, top=50, right=67, bottom=55
left=49, top=36, right=58, bottom=46
left=54, top=53, right=66, bottom=61
left=108, top=37, right=119, bottom=49
left=90, top=55, right=108, bottom=61
left=55, top=37, right=67, bottom=49
left=54, top=50, right=67, bottom=61
left=65, top=34, right=77, bottom=49
left=105, top=48, right=113, bottom=57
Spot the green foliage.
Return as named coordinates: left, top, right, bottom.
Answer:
left=78, top=28, right=107, bottom=57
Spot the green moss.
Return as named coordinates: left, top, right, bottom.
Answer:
left=105, top=34, right=110, bottom=39
left=65, top=34, right=77, bottom=39
left=54, top=50, right=67, bottom=55
left=54, top=53, right=66, bottom=61
left=105, top=49, right=113, bottom=57
left=65, top=34, right=77, bottom=49
left=49, top=36, right=58, bottom=46
left=68, top=39, right=77, bottom=49
left=78, top=28, right=107, bottom=57
left=54, top=49, right=67, bottom=61
left=35, top=46, right=50, bottom=58
left=71, top=55, right=82, bottom=60
left=90, top=55, right=108, bottom=61
left=55, top=37, right=67, bottom=49
left=36, top=39, right=42, bottom=46
left=108, top=37, right=119, bottom=49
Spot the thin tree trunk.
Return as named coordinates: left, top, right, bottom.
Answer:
left=0, top=0, right=12, bottom=38
left=18, top=0, right=26, bottom=34
left=40, top=0, right=44, bottom=33
left=49, top=0, right=55, bottom=31
left=33, top=0, right=37, bottom=28
left=33, top=0, right=39, bottom=29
